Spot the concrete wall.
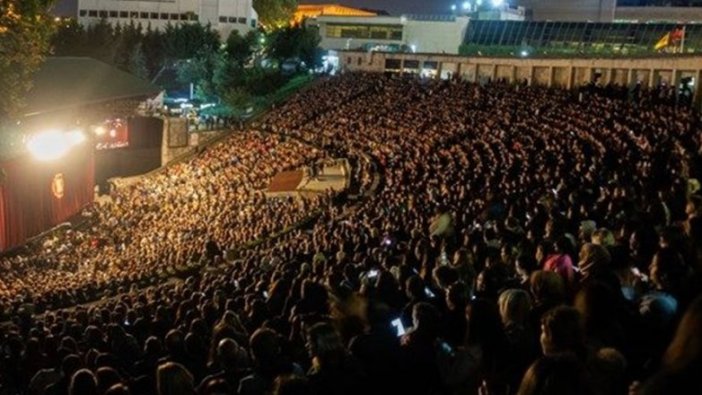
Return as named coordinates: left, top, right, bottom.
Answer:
left=615, top=6, right=702, bottom=23
left=339, top=51, right=702, bottom=108
left=518, top=0, right=616, bottom=22
left=403, top=18, right=469, bottom=54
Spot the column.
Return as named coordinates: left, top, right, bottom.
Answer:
left=548, top=66, right=554, bottom=87
left=491, top=64, right=497, bottom=82
left=529, top=66, right=535, bottom=86
left=567, top=66, right=575, bottom=90
left=694, top=69, right=702, bottom=111
left=649, top=69, right=656, bottom=88
left=511, top=65, right=518, bottom=84
left=626, top=68, right=634, bottom=87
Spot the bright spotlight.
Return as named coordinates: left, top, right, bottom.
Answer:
left=451, top=4, right=457, bottom=11
left=520, top=50, right=529, bottom=57
left=66, top=130, right=86, bottom=146
left=27, top=131, right=71, bottom=161
left=462, top=1, right=470, bottom=10
left=94, top=126, right=106, bottom=136
left=492, top=0, right=503, bottom=6
left=27, top=130, right=87, bottom=161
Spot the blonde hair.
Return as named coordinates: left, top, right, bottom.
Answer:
left=498, top=288, right=532, bottom=326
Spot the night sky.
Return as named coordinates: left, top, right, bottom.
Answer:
left=52, top=0, right=457, bottom=17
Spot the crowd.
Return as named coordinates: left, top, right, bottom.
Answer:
left=1, top=72, right=702, bottom=395
left=0, top=131, right=327, bottom=315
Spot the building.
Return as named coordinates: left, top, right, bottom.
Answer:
left=516, top=0, right=617, bottom=22
left=294, top=4, right=376, bottom=25
left=308, top=15, right=470, bottom=55
left=77, top=0, right=258, bottom=38
left=460, top=20, right=702, bottom=57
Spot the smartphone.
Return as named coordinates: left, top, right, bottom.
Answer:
left=424, top=287, right=435, bottom=298
left=263, top=291, right=269, bottom=298
left=391, top=318, right=405, bottom=337
left=440, top=251, right=448, bottom=266
left=368, top=269, right=379, bottom=279
left=440, top=341, right=453, bottom=354
left=382, top=236, right=393, bottom=247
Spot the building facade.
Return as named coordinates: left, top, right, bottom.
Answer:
left=307, top=15, right=470, bottom=55
left=77, top=0, right=258, bottom=38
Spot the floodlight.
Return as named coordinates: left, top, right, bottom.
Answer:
left=520, top=50, right=529, bottom=57
left=27, top=129, right=87, bottom=161
left=27, top=131, right=71, bottom=161
left=95, top=126, right=106, bottom=136
left=462, top=2, right=470, bottom=10
left=492, top=0, right=504, bottom=6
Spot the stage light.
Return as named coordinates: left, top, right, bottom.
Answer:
left=95, top=126, right=106, bottom=136
left=66, top=130, right=86, bottom=146
left=492, top=0, right=503, bottom=6
left=27, top=131, right=71, bottom=161
left=451, top=4, right=457, bottom=11
left=520, top=50, right=529, bottom=57
left=462, top=2, right=470, bottom=10
left=27, top=130, right=87, bottom=161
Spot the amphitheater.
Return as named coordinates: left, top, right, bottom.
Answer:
left=1, top=51, right=701, bottom=395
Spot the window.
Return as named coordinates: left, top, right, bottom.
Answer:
left=171, top=13, right=179, bottom=20
left=190, top=13, right=198, bottom=21
left=219, top=16, right=227, bottom=23
left=326, top=23, right=402, bottom=40
left=109, top=11, right=118, bottom=18
left=180, top=13, right=189, bottom=21
left=357, top=57, right=362, bottom=65
left=250, top=19, right=256, bottom=28
left=238, top=17, right=246, bottom=24
left=88, top=10, right=97, bottom=17
left=99, top=10, right=108, bottom=18
left=140, top=12, right=149, bottom=19
left=229, top=17, right=237, bottom=23
left=150, top=13, right=158, bottom=19
left=346, top=56, right=352, bottom=64
left=131, top=11, right=139, bottom=18
left=119, top=11, right=128, bottom=18
left=161, top=13, right=169, bottom=20
left=79, top=10, right=87, bottom=17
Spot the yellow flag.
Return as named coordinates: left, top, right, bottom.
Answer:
left=654, top=33, right=670, bottom=50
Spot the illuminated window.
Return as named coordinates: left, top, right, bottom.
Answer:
left=326, top=24, right=402, bottom=40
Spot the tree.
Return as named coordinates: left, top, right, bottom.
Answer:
left=128, top=43, right=148, bottom=79
left=253, top=0, right=297, bottom=30
left=225, top=30, right=257, bottom=66
left=267, top=25, right=321, bottom=67
left=0, top=0, right=54, bottom=120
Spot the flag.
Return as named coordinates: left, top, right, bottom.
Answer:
left=654, top=27, right=685, bottom=51
left=654, top=33, right=669, bottom=50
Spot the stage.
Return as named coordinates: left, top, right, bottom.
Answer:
left=266, top=159, right=351, bottom=198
